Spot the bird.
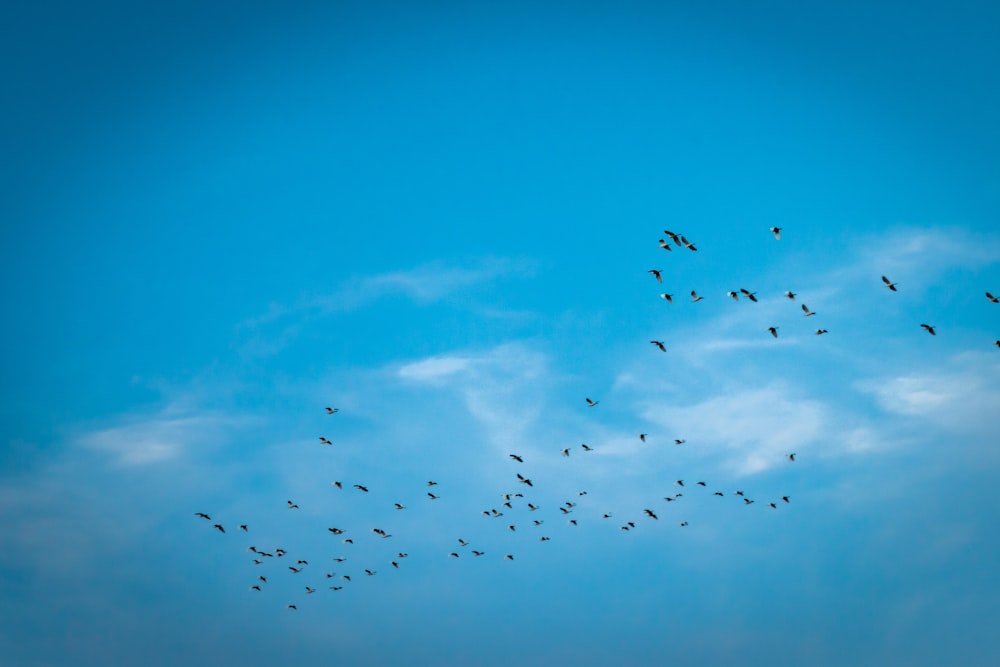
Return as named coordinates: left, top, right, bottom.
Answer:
left=250, top=585, right=261, bottom=591
left=427, top=492, right=439, bottom=499
left=561, top=448, right=570, bottom=457
left=644, top=509, right=658, bottom=519
left=650, top=340, right=666, bottom=352
left=507, top=525, right=516, bottom=532
left=325, top=407, right=339, bottom=414
left=784, top=291, right=796, bottom=300
left=639, top=433, right=647, bottom=442
left=674, top=439, right=685, bottom=445
left=585, top=397, right=599, bottom=407
left=288, top=566, right=302, bottom=573
left=319, top=437, right=332, bottom=445
left=328, top=527, right=345, bottom=535
left=770, top=227, right=781, bottom=240
left=354, top=484, right=369, bottom=492
left=782, top=496, right=790, bottom=503
left=449, top=552, right=459, bottom=558
left=816, top=329, right=828, bottom=335
left=517, top=473, right=533, bottom=487
left=658, top=239, right=673, bottom=251
left=675, top=480, right=684, bottom=487
left=663, top=230, right=682, bottom=246
left=472, top=550, right=485, bottom=556
left=287, top=500, right=299, bottom=509
left=659, top=293, right=674, bottom=303
left=581, top=443, right=593, bottom=451
left=679, top=521, right=689, bottom=527
left=509, top=454, right=523, bottom=462
left=305, top=587, right=316, bottom=594
left=769, top=502, right=777, bottom=509
left=504, top=554, right=514, bottom=561
left=330, top=586, right=343, bottom=591
left=768, top=327, right=779, bottom=338
left=744, top=498, right=755, bottom=505
left=920, top=324, right=937, bottom=336
left=288, top=605, right=297, bottom=610
left=801, top=304, right=816, bottom=316
left=365, top=570, right=376, bottom=576
left=239, top=524, right=248, bottom=532
left=540, top=536, right=551, bottom=542
left=427, top=481, right=438, bottom=487
left=882, top=276, right=898, bottom=291
left=727, top=290, right=739, bottom=301
left=648, top=269, right=663, bottom=283
left=787, top=453, right=796, bottom=461
left=194, top=512, right=211, bottom=520
left=394, top=503, right=405, bottom=510
left=332, top=481, right=342, bottom=489
left=691, top=290, right=704, bottom=302
left=528, top=503, right=539, bottom=511
left=987, top=292, right=999, bottom=303
left=213, top=524, right=225, bottom=533
left=680, top=235, right=697, bottom=251
left=740, top=288, right=758, bottom=302
left=995, top=340, right=1000, bottom=348
left=696, top=481, right=706, bottom=486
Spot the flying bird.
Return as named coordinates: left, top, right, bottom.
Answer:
left=659, top=293, right=674, bottom=303
left=816, top=329, right=828, bottom=335
left=674, top=439, right=685, bottom=445
left=648, top=269, right=663, bottom=283
left=658, top=239, right=673, bottom=251
left=325, top=407, right=339, bottom=414
left=727, top=291, right=739, bottom=301
left=801, top=304, right=816, bottom=316
left=787, top=453, right=796, bottom=461
left=770, top=227, right=781, bottom=240
left=561, top=448, right=570, bottom=457
left=740, top=288, right=758, bottom=302
left=650, top=340, right=666, bottom=352
left=784, top=291, right=796, bottom=300
left=768, top=327, right=779, bottom=338
left=394, top=503, right=405, bottom=510
left=581, top=443, right=593, bottom=451
left=663, top=230, right=682, bottom=246
left=213, top=524, right=225, bottom=533
left=354, top=484, right=369, bottom=492
left=319, top=437, right=332, bottom=445
left=691, top=290, right=704, bottom=302
left=509, top=454, right=523, bottom=463
left=882, top=276, right=898, bottom=291
left=585, top=397, right=599, bottom=407
left=287, top=500, right=299, bottom=509
left=427, top=481, right=438, bottom=486
left=239, top=524, right=248, bottom=532
left=987, top=292, right=999, bottom=303
left=680, top=235, right=697, bottom=251
left=639, top=433, right=647, bottom=442
left=332, top=481, right=342, bottom=489
left=427, top=492, right=439, bottom=499
left=644, top=509, right=658, bottom=519
left=194, top=513, right=211, bottom=520
left=517, top=473, right=533, bottom=486
left=920, top=324, right=937, bottom=336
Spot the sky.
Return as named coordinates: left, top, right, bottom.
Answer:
left=1, top=1, right=999, bottom=665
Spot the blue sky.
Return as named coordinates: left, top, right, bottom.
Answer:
left=2, top=1, right=999, bottom=665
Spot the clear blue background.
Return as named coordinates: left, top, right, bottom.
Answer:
left=2, top=1, right=999, bottom=665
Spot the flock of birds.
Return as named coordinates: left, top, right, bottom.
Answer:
left=195, top=227, right=999, bottom=610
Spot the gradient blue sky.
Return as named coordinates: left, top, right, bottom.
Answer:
left=2, top=1, right=999, bottom=665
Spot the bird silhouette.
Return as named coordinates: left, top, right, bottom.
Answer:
left=770, top=227, right=781, bottom=240
left=920, top=324, right=937, bottom=335
left=648, top=269, right=663, bottom=283
left=882, top=276, right=898, bottom=291
left=650, top=340, right=666, bottom=352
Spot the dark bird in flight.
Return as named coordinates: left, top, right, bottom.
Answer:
left=782, top=496, right=790, bottom=503
left=787, top=453, right=796, bottom=461
left=675, top=480, right=684, bottom=487
left=504, top=554, right=514, bottom=561
left=920, top=324, right=937, bottom=335
left=581, top=443, right=593, bottom=451
left=305, top=587, right=316, bottom=594
left=784, top=291, right=796, bottom=300
left=394, top=503, right=405, bottom=510
left=213, top=524, right=225, bottom=533
left=509, top=454, right=523, bottom=462
left=769, top=502, right=777, bottom=509
left=250, top=585, right=261, bottom=591
left=320, top=437, right=332, bottom=445
left=330, top=586, right=343, bottom=591
left=987, top=292, right=999, bottom=303
left=768, top=327, right=779, bottom=338
left=644, top=509, right=658, bottom=519
left=353, top=484, right=369, bottom=492
left=713, top=492, right=724, bottom=497
left=680, top=235, right=697, bottom=251
left=651, top=340, right=666, bottom=352
left=995, top=340, right=1000, bottom=348
left=639, top=433, right=647, bottom=442
left=801, top=304, right=816, bottom=317
left=882, top=276, right=898, bottom=291
left=289, top=567, right=302, bottom=573
left=648, top=269, right=663, bottom=283
left=427, top=492, right=439, bottom=499
left=561, top=448, right=570, bottom=457
left=770, top=227, right=782, bottom=240
left=328, top=527, right=344, bottom=535
left=540, top=536, right=551, bottom=542
left=194, top=512, right=211, bottom=520
left=365, top=570, right=376, bottom=576
left=585, top=397, right=599, bottom=407
left=658, top=239, right=673, bottom=251
left=287, top=500, right=299, bottom=509
left=674, top=439, right=685, bottom=445
left=449, top=552, right=459, bottom=558
left=691, top=290, right=704, bottom=302
left=679, top=521, right=689, bottom=527
left=727, top=291, right=739, bottom=301
left=663, top=230, right=682, bottom=246
left=696, top=481, right=706, bottom=486
left=816, top=329, right=828, bottom=335
left=332, top=481, right=342, bottom=489
left=744, top=498, right=755, bottom=505
left=288, top=605, right=297, bottom=610
left=239, top=524, right=248, bottom=532
left=659, top=293, right=674, bottom=303
left=740, top=288, right=758, bottom=302
left=427, top=481, right=438, bottom=487
left=516, top=473, right=533, bottom=487
left=326, top=407, right=339, bottom=414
